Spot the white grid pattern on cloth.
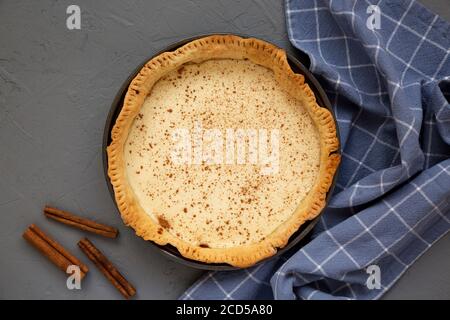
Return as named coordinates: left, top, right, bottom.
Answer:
left=272, top=164, right=450, bottom=299
left=289, top=1, right=448, bottom=198
left=180, top=0, right=450, bottom=300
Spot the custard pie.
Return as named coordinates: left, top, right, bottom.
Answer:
left=107, top=35, right=340, bottom=267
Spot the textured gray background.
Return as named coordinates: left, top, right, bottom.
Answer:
left=0, top=0, right=449, bottom=300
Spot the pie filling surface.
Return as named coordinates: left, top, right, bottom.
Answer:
left=108, top=35, right=340, bottom=267
left=125, top=59, right=321, bottom=248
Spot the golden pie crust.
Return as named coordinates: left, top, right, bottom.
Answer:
left=107, top=35, right=340, bottom=267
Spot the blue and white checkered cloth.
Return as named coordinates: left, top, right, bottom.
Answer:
left=181, top=0, right=450, bottom=300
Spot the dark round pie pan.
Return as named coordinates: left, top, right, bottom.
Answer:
left=102, top=33, right=341, bottom=271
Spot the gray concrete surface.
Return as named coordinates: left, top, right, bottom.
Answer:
left=0, top=0, right=448, bottom=300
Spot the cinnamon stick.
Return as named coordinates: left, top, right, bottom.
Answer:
left=78, top=238, right=136, bottom=299
left=23, top=224, right=88, bottom=278
left=44, top=206, right=118, bottom=238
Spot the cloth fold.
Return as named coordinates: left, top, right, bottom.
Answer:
left=181, top=0, right=450, bottom=300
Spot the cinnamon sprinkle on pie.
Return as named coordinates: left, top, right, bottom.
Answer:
left=107, top=35, right=340, bottom=267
